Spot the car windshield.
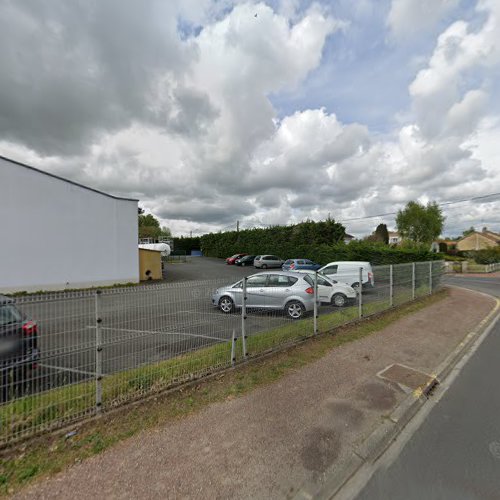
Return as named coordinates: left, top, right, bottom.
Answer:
left=0, top=304, right=23, bottom=326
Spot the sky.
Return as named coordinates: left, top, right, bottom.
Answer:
left=1, top=0, right=499, bottom=238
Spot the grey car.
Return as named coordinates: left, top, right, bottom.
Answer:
left=254, top=255, right=284, bottom=269
left=211, top=271, right=315, bottom=319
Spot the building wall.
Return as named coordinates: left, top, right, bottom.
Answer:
left=456, top=233, right=498, bottom=251
left=138, top=249, right=162, bottom=281
left=0, top=157, right=139, bottom=292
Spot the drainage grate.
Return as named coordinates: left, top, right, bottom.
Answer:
left=378, top=364, right=438, bottom=395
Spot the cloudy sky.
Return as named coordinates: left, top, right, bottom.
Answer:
left=1, top=0, right=499, bottom=237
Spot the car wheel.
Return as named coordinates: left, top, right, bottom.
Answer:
left=331, top=293, right=347, bottom=307
left=218, top=296, right=234, bottom=314
left=261, top=264, right=267, bottom=269
left=285, top=300, right=305, bottom=320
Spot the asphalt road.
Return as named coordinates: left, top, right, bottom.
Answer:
left=355, top=273, right=500, bottom=500
left=7, top=258, right=409, bottom=397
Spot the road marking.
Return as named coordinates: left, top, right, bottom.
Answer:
left=39, top=363, right=96, bottom=376
left=99, top=326, right=228, bottom=342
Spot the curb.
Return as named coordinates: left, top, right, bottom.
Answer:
left=294, top=291, right=500, bottom=500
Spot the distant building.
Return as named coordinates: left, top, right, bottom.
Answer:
left=456, top=227, right=500, bottom=251
left=0, top=155, right=139, bottom=293
left=344, top=233, right=355, bottom=244
left=388, top=231, right=402, bottom=245
left=434, top=239, right=458, bottom=253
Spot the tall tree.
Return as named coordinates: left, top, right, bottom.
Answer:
left=462, top=226, right=475, bottom=237
left=374, top=223, right=389, bottom=244
left=138, top=210, right=170, bottom=239
left=396, top=201, right=445, bottom=244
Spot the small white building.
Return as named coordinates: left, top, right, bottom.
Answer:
left=0, top=155, right=139, bottom=293
left=388, top=231, right=402, bottom=245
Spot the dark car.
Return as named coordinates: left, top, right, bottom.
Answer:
left=1, top=295, right=39, bottom=401
left=282, top=259, right=322, bottom=271
left=226, top=253, right=248, bottom=265
left=235, top=255, right=256, bottom=267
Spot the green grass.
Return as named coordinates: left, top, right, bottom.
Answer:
left=0, top=289, right=447, bottom=496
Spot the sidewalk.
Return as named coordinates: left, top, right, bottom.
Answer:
left=14, top=288, right=497, bottom=500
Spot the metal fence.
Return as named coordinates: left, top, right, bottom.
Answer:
left=0, top=261, right=444, bottom=445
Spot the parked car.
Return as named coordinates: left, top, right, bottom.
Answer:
left=254, top=255, right=284, bottom=269
left=282, top=259, right=321, bottom=271
left=1, top=295, right=39, bottom=401
left=212, top=271, right=315, bottom=319
left=226, top=253, right=248, bottom=265
left=318, top=261, right=374, bottom=288
left=292, top=270, right=357, bottom=307
left=235, top=255, right=256, bottom=266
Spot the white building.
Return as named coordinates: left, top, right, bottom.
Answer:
left=388, top=231, right=402, bottom=245
left=0, top=155, right=139, bottom=293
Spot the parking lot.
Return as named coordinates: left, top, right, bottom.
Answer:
left=9, top=258, right=318, bottom=395
left=2, top=258, right=438, bottom=444
left=8, top=257, right=399, bottom=400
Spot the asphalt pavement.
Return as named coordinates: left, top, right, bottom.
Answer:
left=355, top=273, right=500, bottom=500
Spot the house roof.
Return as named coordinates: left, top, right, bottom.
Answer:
left=457, top=230, right=500, bottom=244
left=344, top=233, right=355, bottom=239
left=0, top=154, right=138, bottom=202
left=482, top=230, right=500, bottom=242
left=388, top=231, right=400, bottom=237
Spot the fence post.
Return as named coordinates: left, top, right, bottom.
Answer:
left=231, top=329, right=237, bottom=367
left=313, top=271, right=318, bottom=335
left=389, top=264, right=394, bottom=307
left=94, top=290, right=103, bottom=414
left=241, top=277, right=248, bottom=359
left=412, top=262, right=416, bottom=300
left=429, top=261, right=433, bottom=295
left=358, top=267, right=363, bottom=319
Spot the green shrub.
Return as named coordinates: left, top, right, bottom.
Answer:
left=173, top=236, right=201, bottom=253
left=466, top=246, right=500, bottom=264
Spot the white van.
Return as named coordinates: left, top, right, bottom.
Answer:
left=318, top=261, right=374, bottom=288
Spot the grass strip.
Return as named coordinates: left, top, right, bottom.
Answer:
left=0, top=289, right=447, bottom=495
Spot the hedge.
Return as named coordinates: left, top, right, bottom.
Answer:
left=172, top=236, right=201, bottom=253
left=200, top=221, right=440, bottom=265
left=464, top=246, right=500, bottom=264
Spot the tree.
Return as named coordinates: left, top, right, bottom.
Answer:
left=138, top=210, right=171, bottom=240
left=396, top=201, right=445, bottom=244
left=374, top=223, right=389, bottom=244
left=462, top=226, right=475, bottom=237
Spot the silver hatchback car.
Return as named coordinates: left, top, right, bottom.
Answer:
left=211, top=271, right=315, bottom=319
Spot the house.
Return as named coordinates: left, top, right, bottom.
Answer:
left=388, top=231, right=402, bottom=245
left=456, top=227, right=500, bottom=251
left=0, top=155, right=139, bottom=292
left=344, top=233, right=355, bottom=244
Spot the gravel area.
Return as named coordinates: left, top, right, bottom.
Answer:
left=14, top=287, right=496, bottom=500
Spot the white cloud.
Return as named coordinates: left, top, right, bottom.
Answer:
left=1, top=0, right=499, bottom=238
left=387, top=0, right=459, bottom=40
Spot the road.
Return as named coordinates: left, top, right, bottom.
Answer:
left=355, top=273, right=500, bottom=500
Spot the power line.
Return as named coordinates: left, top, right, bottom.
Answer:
left=338, top=192, right=500, bottom=223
